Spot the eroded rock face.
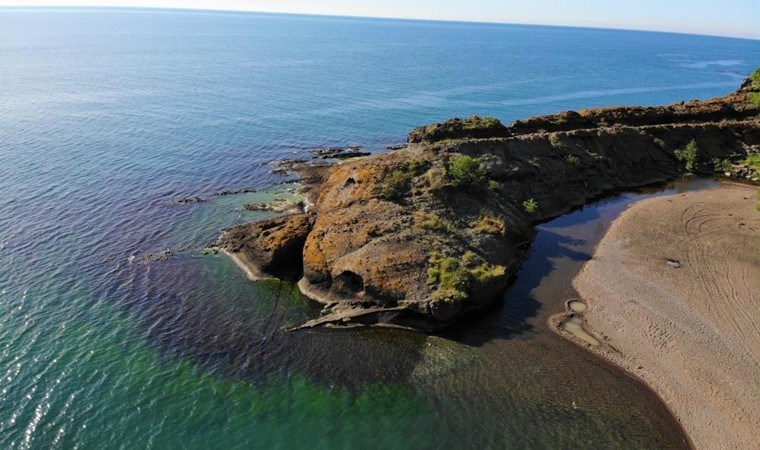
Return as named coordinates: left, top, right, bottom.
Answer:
left=220, top=75, right=760, bottom=331
left=219, top=213, right=314, bottom=281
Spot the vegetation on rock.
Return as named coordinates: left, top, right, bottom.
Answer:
left=522, top=198, right=539, bottom=214
left=674, top=139, right=699, bottom=172
left=712, top=157, right=732, bottom=173
left=750, top=69, right=760, bottom=107
left=472, top=213, right=506, bottom=236
left=745, top=153, right=760, bottom=172
left=427, top=252, right=506, bottom=302
left=447, top=154, right=487, bottom=187
left=407, top=115, right=509, bottom=143
left=378, top=157, right=428, bottom=199
left=414, top=212, right=457, bottom=234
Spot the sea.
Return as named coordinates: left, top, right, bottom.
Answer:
left=1, top=8, right=758, bottom=449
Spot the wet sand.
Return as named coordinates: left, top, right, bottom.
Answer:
left=570, top=182, right=760, bottom=449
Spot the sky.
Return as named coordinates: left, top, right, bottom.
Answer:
left=0, top=0, right=758, bottom=40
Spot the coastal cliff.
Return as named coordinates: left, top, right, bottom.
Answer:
left=219, top=74, right=760, bottom=331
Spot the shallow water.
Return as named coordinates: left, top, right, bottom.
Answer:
left=0, top=7, right=755, bottom=449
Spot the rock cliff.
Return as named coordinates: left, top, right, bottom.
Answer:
left=218, top=74, right=760, bottom=331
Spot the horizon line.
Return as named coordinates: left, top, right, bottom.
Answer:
left=1, top=5, right=758, bottom=42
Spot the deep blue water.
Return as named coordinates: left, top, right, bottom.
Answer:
left=0, top=8, right=758, bottom=449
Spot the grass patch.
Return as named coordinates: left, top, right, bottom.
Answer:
left=472, top=213, right=505, bottom=236
left=414, top=212, right=457, bottom=234
left=750, top=92, right=760, bottom=108
left=748, top=69, right=760, bottom=106
left=750, top=68, right=760, bottom=88
left=674, top=139, right=699, bottom=172
left=522, top=198, right=539, bottom=214
left=378, top=157, right=428, bottom=200
left=427, top=252, right=506, bottom=302
left=745, top=154, right=760, bottom=172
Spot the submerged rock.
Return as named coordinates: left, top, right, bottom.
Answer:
left=220, top=73, right=760, bottom=331
left=312, top=146, right=371, bottom=159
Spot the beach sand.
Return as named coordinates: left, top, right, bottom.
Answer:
left=570, top=183, right=760, bottom=449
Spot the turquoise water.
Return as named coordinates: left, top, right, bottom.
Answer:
left=1, top=8, right=758, bottom=448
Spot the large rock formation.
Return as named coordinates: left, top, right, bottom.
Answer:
left=219, top=74, right=760, bottom=331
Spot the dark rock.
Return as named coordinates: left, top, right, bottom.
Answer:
left=312, top=146, right=371, bottom=159
left=173, top=196, right=205, bottom=204
left=213, top=188, right=257, bottom=197
left=408, top=115, right=510, bottom=143
left=666, top=258, right=683, bottom=268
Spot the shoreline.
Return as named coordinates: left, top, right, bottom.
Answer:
left=547, top=310, right=694, bottom=450
left=554, top=182, right=760, bottom=450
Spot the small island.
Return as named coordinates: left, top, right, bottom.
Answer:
left=219, top=72, right=760, bottom=333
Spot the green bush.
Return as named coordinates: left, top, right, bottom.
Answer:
left=447, top=155, right=486, bottom=187
left=427, top=251, right=505, bottom=302
left=522, top=198, right=539, bottom=214
left=674, top=140, right=699, bottom=172
left=712, top=158, right=732, bottom=173
left=379, top=169, right=413, bottom=199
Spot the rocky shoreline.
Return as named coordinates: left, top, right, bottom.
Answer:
left=218, top=74, right=760, bottom=331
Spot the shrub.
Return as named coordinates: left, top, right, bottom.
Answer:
left=379, top=169, right=413, bottom=199
left=378, top=157, right=429, bottom=199
left=472, top=214, right=506, bottom=236
left=447, top=155, right=487, bottom=187
left=427, top=251, right=505, bottom=302
left=488, top=179, right=500, bottom=191
left=711, top=158, right=732, bottom=173
left=522, top=198, right=539, bottom=214
left=674, top=140, right=699, bottom=172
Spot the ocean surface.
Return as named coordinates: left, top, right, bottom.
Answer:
left=1, top=8, right=758, bottom=449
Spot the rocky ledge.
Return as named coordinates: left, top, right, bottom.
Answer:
left=218, top=73, right=760, bottom=332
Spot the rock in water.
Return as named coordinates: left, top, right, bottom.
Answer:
left=220, top=73, right=760, bottom=331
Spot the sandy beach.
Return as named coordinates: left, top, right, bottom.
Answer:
left=566, top=182, right=760, bottom=449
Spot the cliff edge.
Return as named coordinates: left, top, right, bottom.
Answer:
left=219, top=73, right=760, bottom=331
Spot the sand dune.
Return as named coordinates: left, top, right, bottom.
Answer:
left=571, top=183, right=760, bottom=449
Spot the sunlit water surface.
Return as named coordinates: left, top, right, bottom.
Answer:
left=1, top=8, right=757, bottom=448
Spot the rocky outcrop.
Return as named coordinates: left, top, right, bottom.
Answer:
left=220, top=74, right=760, bottom=331
left=219, top=213, right=314, bottom=281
